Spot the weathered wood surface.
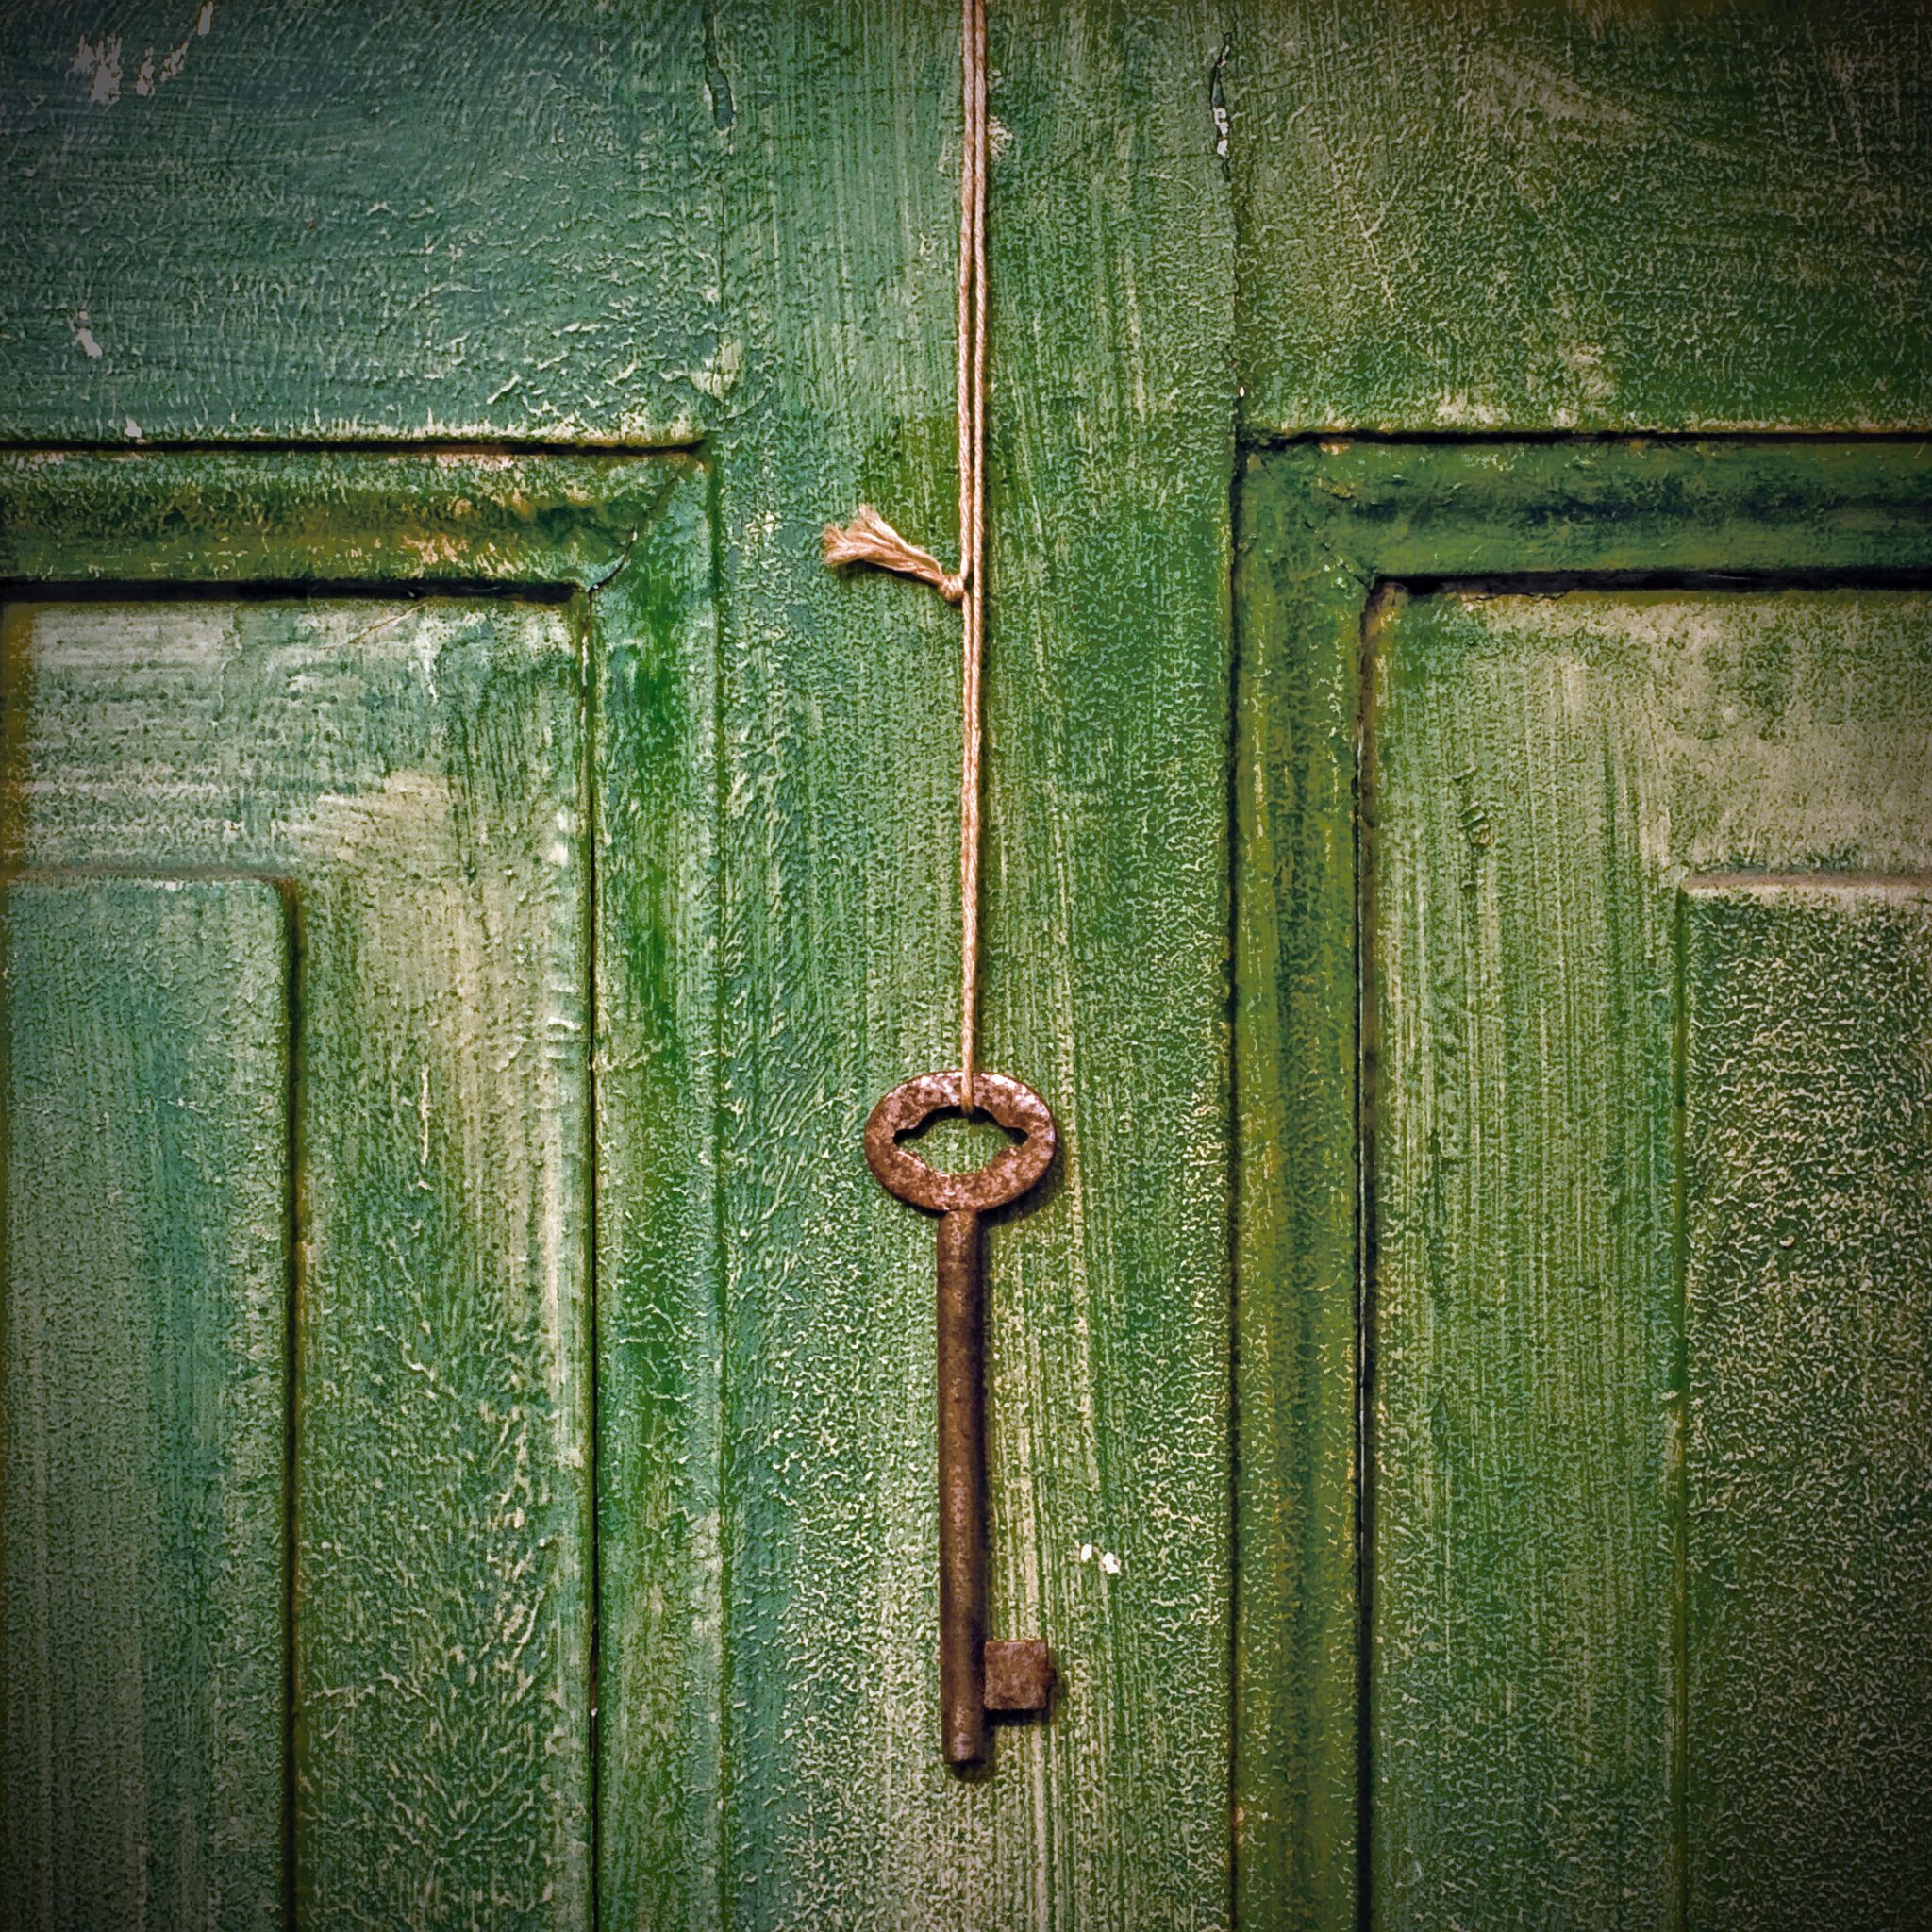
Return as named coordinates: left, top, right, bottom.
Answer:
left=699, top=7, right=1236, bottom=1925
left=0, top=1, right=720, bottom=444
left=591, top=464, right=730, bottom=1924
left=4, top=1, right=1930, bottom=1924
left=1682, top=879, right=1932, bottom=1929
left=1235, top=442, right=1932, bottom=1931
left=1368, top=589, right=1932, bottom=1927
left=8, top=2, right=1925, bottom=446
left=1227, top=0, right=1932, bottom=433
left=2, top=594, right=593, bottom=1927
left=1231, top=452, right=1363, bottom=1932
left=3, top=876, right=290, bottom=1931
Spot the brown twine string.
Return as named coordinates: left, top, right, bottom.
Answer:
left=822, top=0, right=990, bottom=1110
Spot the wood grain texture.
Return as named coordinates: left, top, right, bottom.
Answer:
left=700, top=5, right=1236, bottom=1924
left=1681, top=879, right=1932, bottom=1929
left=1231, top=452, right=1362, bottom=1932
left=0, top=1, right=720, bottom=444
left=2, top=875, right=290, bottom=1932
left=1235, top=442, right=1932, bottom=1931
left=0, top=451, right=711, bottom=1928
left=591, top=461, right=728, bottom=1924
left=1368, top=589, right=1932, bottom=1928
left=1227, top=0, right=1932, bottom=433
left=2, top=595, right=593, bottom=1927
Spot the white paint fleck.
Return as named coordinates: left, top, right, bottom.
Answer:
left=1078, top=1541, right=1094, bottom=1563
left=73, top=311, right=103, bottom=359
left=134, top=50, right=156, bottom=94
left=71, top=35, right=122, bottom=105
left=1099, top=1550, right=1122, bottom=1575
left=1429, top=390, right=1509, bottom=429
left=123, top=416, right=144, bottom=442
left=1557, top=341, right=1615, bottom=411
left=196, top=1, right=214, bottom=34
left=689, top=337, right=741, bottom=400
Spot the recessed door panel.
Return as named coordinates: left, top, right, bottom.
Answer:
left=3, top=875, right=291, bottom=1931
left=1367, top=589, right=1932, bottom=1928
left=1681, top=878, right=1932, bottom=1926
left=2, top=597, right=591, bottom=1928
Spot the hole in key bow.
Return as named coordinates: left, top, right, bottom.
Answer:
left=899, top=1108, right=1024, bottom=1174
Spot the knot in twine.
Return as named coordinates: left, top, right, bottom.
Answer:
left=822, top=505, right=966, bottom=607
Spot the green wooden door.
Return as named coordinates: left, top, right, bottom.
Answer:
left=0, top=456, right=717, bottom=1929
left=6, top=585, right=595, bottom=1923
left=4, top=5, right=1929, bottom=1930
left=1371, top=590, right=1932, bottom=1927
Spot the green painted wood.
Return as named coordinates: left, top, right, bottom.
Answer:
left=1231, top=450, right=1363, bottom=1932
left=591, top=461, right=728, bottom=1924
left=0, top=2, right=720, bottom=445
left=1681, top=878, right=1932, bottom=1928
left=4, top=7, right=1927, bottom=1923
left=2, top=875, right=290, bottom=1931
left=1368, top=588, right=1932, bottom=1928
left=0, top=450, right=717, bottom=1927
left=0, top=450, right=683, bottom=589
left=698, top=5, right=1236, bottom=1924
left=1235, top=441, right=1932, bottom=1930
left=13, top=0, right=1924, bottom=450
left=2, top=593, right=593, bottom=1925
left=1228, top=0, right=1932, bottom=434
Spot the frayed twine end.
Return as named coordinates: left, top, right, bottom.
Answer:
left=823, top=504, right=966, bottom=606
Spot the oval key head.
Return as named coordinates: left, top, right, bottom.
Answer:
left=864, top=1070, right=1057, bottom=1214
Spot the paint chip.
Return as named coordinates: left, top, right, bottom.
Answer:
left=1078, top=1542, right=1093, bottom=1563
left=71, top=34, right=122, bottom=106
left=1099, top=1550, right=1121, bottom=1575
left=74, top=310, right=103, bottom=359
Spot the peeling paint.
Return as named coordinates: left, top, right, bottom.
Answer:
left=73, top=311, right=103, bottom=360
left=70, top=35, right=121, bottom=106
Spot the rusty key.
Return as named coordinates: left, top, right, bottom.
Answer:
left=864, top=1069, right=1058, bottom=1767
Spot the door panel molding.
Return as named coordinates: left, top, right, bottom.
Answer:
left=1234, top=438, right=1932, bottom=1930
left=0, top=451, right=720, bottom=1925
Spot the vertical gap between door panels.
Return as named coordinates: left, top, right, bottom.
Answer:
left=707, top=451, right=736, bottom=1932
left=1354, top=583, right=1394, bottom=1932
left=282, top=880, right=305, bottom=1932
left=1223, top=452, right=1242, bottom=1932
left=1669, top=893, right=1692, bottom=1932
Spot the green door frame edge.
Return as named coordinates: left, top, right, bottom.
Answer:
left=1232, top=435, right=1932, bottom=1932
left=0, top=448, right=724, bottom=1924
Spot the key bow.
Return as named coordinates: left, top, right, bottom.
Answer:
left=863, top=1069, right=1056, bottom=1214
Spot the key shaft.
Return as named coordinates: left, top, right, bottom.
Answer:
left=936, top=1207, right=988, bottom=1764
